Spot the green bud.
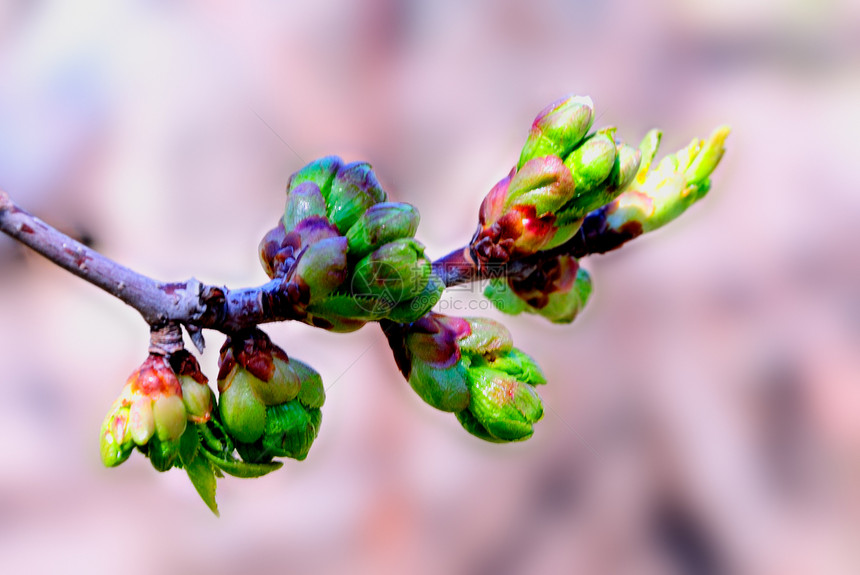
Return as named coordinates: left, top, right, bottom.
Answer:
left=385, top=271, right=444, bottom=323
left=179, top=376, right=212, bottom=424
left=408, top=361, right=471, bottom=412
left=287, top=156, right=343, bottom=199
left=284, top=182, right=327, bottom=232
left=248, top=355, right=301, bottom=406
left=466, top=366, right=544, bottom=442
left=485, top=348, right=547, bottom=385
left=306, top=293, right=393, bottom=323
left=565, top=133, right=616, bottom=194
left=292, top=359, right=326, bottom=409
left=518, top=95, right=594, bottom=168
left=636, top=129, right=662, bottom=181
left=261, top=400, right=321, bottom=461
left=99, top=399, right=134, bottom=467
left=351, top=238, right=431, bottom=303
left=536, top=215, right=583, bottom=251
left=606, top=125, right=730, bottom=234
left=153, top=395, right=187, bottom=442
left=483, top=278, right=528, bottom=316
left=607, top=143, right=642, bottom=192
left=506, top=155, right=576, bottom=217
left=455, top=409, right=506, bottom=443
left=327, top=162, right=386, bottom=233
left=146, top=435, right=181, bottom=472
left=346, top=202, right=420, bottom=259
left=293, top=236, right=348, bottom=300
left=219, top=369, right=268, bottom=444
left=129, top=397, right=156, bottom=446
left=458, top=317, right=513, bottom=355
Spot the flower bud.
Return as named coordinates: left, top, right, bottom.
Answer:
left=518, top=95, right=594, bottom=168
left=292, top=358, right=326, bottom=409
left=292, top=236, right=348, bottom=301
left=387, top=313, right=548, bottom=441
left=283, top=181, right=327, bottom=232
left=485, top=255, right=592, bottom=324
left=230, top=357, right=326, bottom=463
left=605, top=143, right=642, bottom=193
left=260, top=400, right=321, bottom=461
left=98, top=354, right=190, bottom=470
left=385, top=271, right=445, bottom=324
left=259, top=221, right=302, bottom=279
left=327, top=162, right=387, bottom=233
left=170, top=350, right=213, bottom=423
left=99, top=398, right=134, bottom=467
left=564, top=134, right=615, bottom=201
left=217, top=330, right=309, bottom=446
left=505, top=155, right=576, bottom=217
left=287, top=155, right=343, bottom=199
left=219, top=369, right=268, bottom=443
left=350, top=238, right=432, bottom=304
left=402, top=314, right=473, bottom=412
left=463, top=366, right=544, bottom=442
left=605, top=125, right=730, bottom=235
left=345, top=202, right=420, bottom=259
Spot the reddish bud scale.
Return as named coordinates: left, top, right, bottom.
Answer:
left=130, top=355, right=183, bottom=399
left=217, top=331, right=288, bottom=386
left=509, top=255, right=579, bottom=310
left=472, top=203, right=557, bottom=264
left=169, top=349, right=207, bottom=384
left=405, top=314, right=471, bottom=370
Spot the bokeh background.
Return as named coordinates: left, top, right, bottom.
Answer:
left=1, top=1, right=859, bottom=574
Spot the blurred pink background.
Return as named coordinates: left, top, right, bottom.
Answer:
left=1, top=1, right=859, bottom=574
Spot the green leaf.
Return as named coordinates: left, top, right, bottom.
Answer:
left=200, top=449, right=284, bottom=478
left=184, top=453, right=219, bottom=516
left=179, top=423, right=200, bottom=464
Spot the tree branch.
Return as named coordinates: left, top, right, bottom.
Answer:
left=0, top=189, right=302, bottom=335
left=1, top=188, right=638, bottom=337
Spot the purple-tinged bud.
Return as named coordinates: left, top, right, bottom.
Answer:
left=259, top=220, right=302, bottom=280
left=327, top=162, right=387, bottom=233
left=402, top=314, right=473, bottom=412
left=518, top=95, right=594, bottom=168
left=287, top=156, right=343, bottom=199
left=283, top=181, right=327, bottom=232
left=387, top=313, right=548, bottom=442
left=346, top=202, right=420, bottom=259
left=293, top=236, right=348, bottom=301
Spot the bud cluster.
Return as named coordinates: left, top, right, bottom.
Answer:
left=217, top=329, right=325, bottom=462
left=485, top=254, right=592, bottom=324
left=99, top=351, right=213, bottom=470
left=388, top=313, right=545, bottom=442
left=259, top=157, right=444, bottom=332
left=92, top=94, right=729, bottom=514
left=472, top=95, right=643, bottom=265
